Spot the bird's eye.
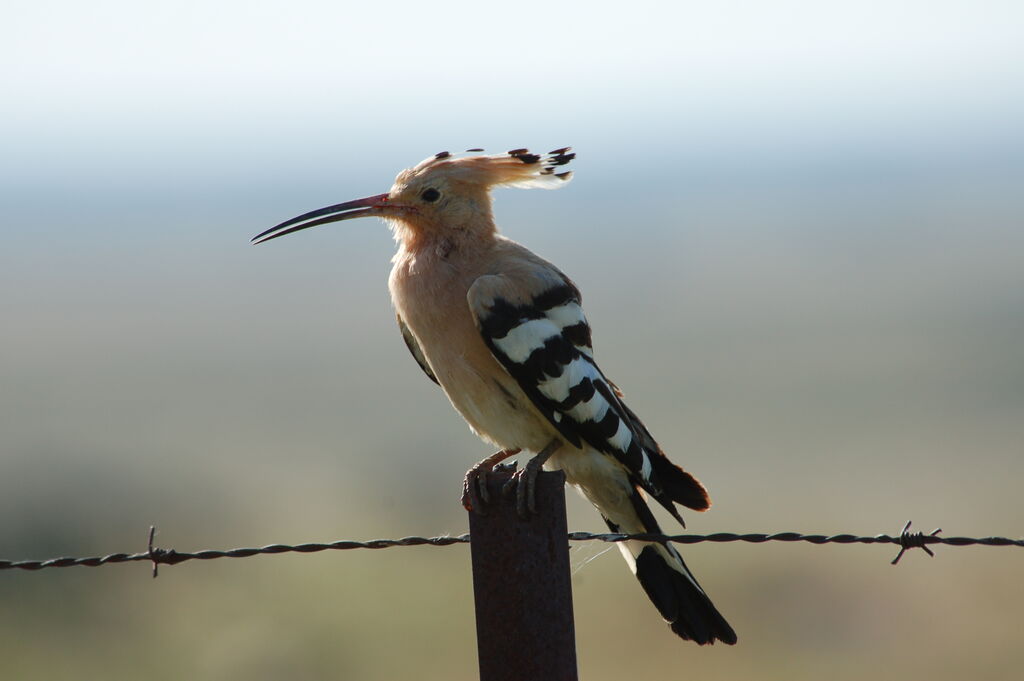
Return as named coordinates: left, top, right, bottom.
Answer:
left=421, top=188, right=441, bottom=203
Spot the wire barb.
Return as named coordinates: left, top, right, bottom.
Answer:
left=890, top=520, right=943, bottom=565
left=2, top=523, right=1021, bottom=574
left=148, top=526, right=159, bottom=578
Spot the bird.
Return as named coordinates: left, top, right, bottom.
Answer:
left=252, top=148, right=737, bottom=645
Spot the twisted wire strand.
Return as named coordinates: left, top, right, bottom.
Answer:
left=2, top=521, right=1021, bottom=575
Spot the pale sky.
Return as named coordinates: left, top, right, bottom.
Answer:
left=4, top=1, right=1022, bottom=135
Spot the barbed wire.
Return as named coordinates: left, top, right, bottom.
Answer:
left=1, top=522, right=1020, bottom=577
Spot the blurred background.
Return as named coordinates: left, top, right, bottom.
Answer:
left=2, top=1, right=1022, bottom=679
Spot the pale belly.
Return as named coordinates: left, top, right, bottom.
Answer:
left=433, top=338, right=558, bottom=454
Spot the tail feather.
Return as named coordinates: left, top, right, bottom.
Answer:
left=634, top=543, right=737, bottom=644
left=585, top=474, right=735, bottom=644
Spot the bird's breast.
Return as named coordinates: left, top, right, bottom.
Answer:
left=388, top=252, right=556, bottom=452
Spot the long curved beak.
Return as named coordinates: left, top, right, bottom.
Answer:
left=252, top=193, right=393, bottom=244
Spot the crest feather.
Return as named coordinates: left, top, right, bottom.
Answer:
left=413, top=147, right=575, bottom=190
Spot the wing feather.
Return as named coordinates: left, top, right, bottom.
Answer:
left=469, top=274, right=654, bottom=483
left=468, top=269, right=710, bottom=520
left=397, top=314, right=439, bottom=386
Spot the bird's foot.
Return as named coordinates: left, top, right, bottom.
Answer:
left=501, top=439, right=562, bottom=518
left=461, top=449, right=520, bottom=514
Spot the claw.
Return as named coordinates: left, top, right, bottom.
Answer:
left=500, top=439, right=560, bottom=518
left=461, top=448, right=521, bottom=514
left=523, top=473, right=537, bottom=516
left=464, top=440, right=560, bottom=517
left=499, top=468, right=535, bottom=518
left=478, top=472, right=490, bottom=505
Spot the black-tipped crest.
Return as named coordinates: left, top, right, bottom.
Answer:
left=510, top=151, right=542, bottom=164
left=406, top=147, right=575, bottom=190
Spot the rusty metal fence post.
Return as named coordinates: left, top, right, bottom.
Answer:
left=468, top=469, right=578, bottom=681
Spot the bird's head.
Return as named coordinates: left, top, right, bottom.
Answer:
left=252, top=148, right=574, bottom=249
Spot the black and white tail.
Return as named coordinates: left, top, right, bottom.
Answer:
left=577, top=459, right=737, bottom=645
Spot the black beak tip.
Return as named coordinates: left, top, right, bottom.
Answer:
left=250, top=229, right=275, bottom=245
left=251, top=193, right=389, bottom=246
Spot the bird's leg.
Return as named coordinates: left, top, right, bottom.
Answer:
left=462, top=448, right=521, bottom=514
left=503, top=438, right=562, bottom=518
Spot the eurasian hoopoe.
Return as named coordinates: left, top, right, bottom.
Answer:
left=253, top=148, right=737, bottom=645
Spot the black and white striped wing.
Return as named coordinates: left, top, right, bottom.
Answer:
left=468, top=276, right=656, bottom=485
